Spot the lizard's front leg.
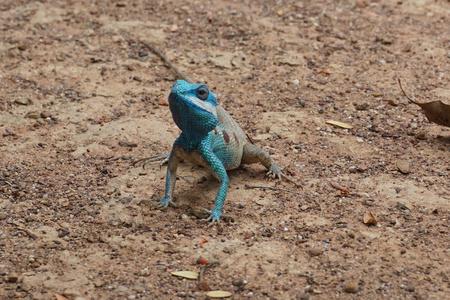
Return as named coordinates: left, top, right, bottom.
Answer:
left=198, top=141, right=230, bottom=224
left=157, top=146, right=182, bottom=208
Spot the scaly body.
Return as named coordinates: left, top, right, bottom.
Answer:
left=157, top=80, right=284, bottom=224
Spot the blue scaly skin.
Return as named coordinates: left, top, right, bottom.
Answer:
left=157, top=80, right=286, bottom=225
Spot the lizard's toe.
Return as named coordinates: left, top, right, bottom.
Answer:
left=200, top=208, right=230, bottom=229
left=155, top=195, right=176, bottom=208
left=132, top=153, right=170, bottom=169
left=266, top=169, right=282, bottom=180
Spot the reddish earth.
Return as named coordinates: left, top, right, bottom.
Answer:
left=0, top=0, right=449, bottom=299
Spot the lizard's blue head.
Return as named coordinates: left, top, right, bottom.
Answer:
left=168, top=80, right=219, bottom=138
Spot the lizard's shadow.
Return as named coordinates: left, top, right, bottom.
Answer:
left=175, top=167, right=262, bottom=207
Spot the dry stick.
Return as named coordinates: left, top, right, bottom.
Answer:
left=140, top=41, right=195, bottom=84
left=245, top=184, right=323, bottom=214
left=198, top=260, right=220, bottom=283
left=245, top=133, right=255, bottom=145
left=261, top=0, right=271, bottom=17
left=0, top=179, right=13, bottom=187
left=253, top=46, right=273, bottom=69
left=6, top=222, right=37, bottom=240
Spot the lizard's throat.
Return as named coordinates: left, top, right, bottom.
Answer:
left=169, top=101, right=219, bottom=150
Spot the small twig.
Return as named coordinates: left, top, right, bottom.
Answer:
left=4, top=128, right=16, bottom=136
left=105, top=156, right=121, bottom=162
left=0, top=179, right=13, bottom=187
left=280, top=171, right=303, bottom=189
left=398, top=78, right=418, bottom=104
left=245, top=134, right=255, bottom=144
left=261, top=0, right=271, bottom=17
left=6, top=222, right=37, bottom=240
left=96, top=94, right=114, bottom=98
left=245, top=184, right=322, bottom=214
left=245, top=184, right=302, bottom=195
left=140, top=41, right=195, bottom=84
left=253, top=46, right=273, bottom=69
left=198, top=260, right=220, bottom=283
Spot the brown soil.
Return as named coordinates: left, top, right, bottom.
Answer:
left=1, top=0, right=449, bottom=299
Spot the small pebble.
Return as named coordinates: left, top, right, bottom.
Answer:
left=94, top=279, right=106, bottom=288
left=387, top=98, right=399, bottom=106
left=355, top=102, right=369, bottom=110
left=307, top=248, right=324, bottom=257
left=138, top=51, right=148, bottom=57
left=197, top=281, right=210, bottom=291
left=116, top=285, right=128, bottom=293
left=40, top=111, right=52, bottom=118
left=119, top=140, right=138, bottom=148
left=190, top=206, right=209, bottom=219
left=343, top=280, right=359, bottom=293
left=26, top=112, right=40, bottom=119
left=396, top=160, right=411, bottom=174
left=296, top=293, right=310, bottom=300
left=15, top=97, right=32, bottom=106
left=8, top=274, right=19, bottom=283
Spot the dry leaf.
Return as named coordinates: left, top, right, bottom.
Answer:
left=363, top=211, right=377, bottom=225
left=206, top=290, right=232, bottom=298
left=399, top=79, right=450, bottom=127
left=330, top=181, right=349, bottom=193
left=325, top=120, right=354, bottom=129
left=55, top=294, right=69, bottom=300
left=198, top=280, right=211, bottom=291
left=318, top=69, right=332, bottom=75
left=158, top=98, right=169, bottom=106
left=171, top=271, right=199, bottom=279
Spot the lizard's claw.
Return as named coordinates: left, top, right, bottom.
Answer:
left=155, top=195, right=176, bottom=208
left=266, top=169, right=282, bottom=180
left=266, top=164, right=302, bottom=188
left=200, top=208, right=232, bottom=228
left=266, top=164, right=283, bottom=180
left=132, top=153, right=170, bottom=169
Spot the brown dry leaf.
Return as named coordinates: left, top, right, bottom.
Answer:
left=55, top=294, right=69, bottom=300
left=171, top=271, right=199, bottom=280
left=330, top=181, right=349, bottom=193
left=206, top=290, right=232, bottom=298
left=363, top=211, right=377, bottom=225
left=318, top=69, right=332, bottom=75
left=158, top=98, right=169, bottom=106
left=198, top=280, right=211, bottom=291
left=399, top=79, right=450, bottom=127
left=326, top=120, right=354, bottom=129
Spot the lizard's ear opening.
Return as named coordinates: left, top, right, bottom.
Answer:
left=196, top=86, right=209, bottom=100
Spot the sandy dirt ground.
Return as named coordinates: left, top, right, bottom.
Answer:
left=1, top=0, right=449, bottom=299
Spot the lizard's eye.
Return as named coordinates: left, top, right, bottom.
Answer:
left=196, top=86, right=209, bottom=100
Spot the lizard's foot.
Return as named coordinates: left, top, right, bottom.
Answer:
left=265, top=164, right=283, bottom=180
left=200, top=208, right=232, bottom=228
left=266, top=164, right=302, bottom=188
left=132, top=153, right=170, bottom=169
left=155, top=195, right=176, bottom=208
